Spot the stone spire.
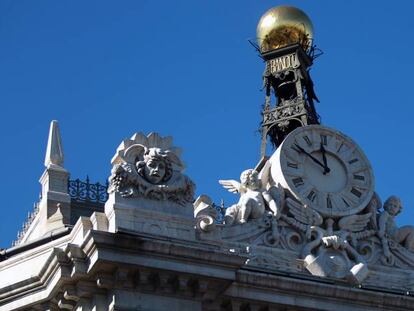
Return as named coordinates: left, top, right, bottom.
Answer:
left=17, top=121, right=71, bottom=245
left=44, top=120, right=64, bottom=168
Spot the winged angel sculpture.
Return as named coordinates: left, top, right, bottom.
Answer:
left=196, top=162, right=414, bottom=283
left=219, top=169, right=284, bottom=225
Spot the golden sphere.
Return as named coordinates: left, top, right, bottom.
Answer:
left=256, top=6, right=313, bottom=53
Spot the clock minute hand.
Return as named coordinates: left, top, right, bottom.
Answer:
left=293, top=144, right=326, bottom=170
left=320, top=143, right=331, bottom=174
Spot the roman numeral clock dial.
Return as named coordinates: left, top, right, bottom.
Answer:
left=270, top=125, right=374, bottom=217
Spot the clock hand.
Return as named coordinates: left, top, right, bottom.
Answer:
left=293, top=144, right=327, bottom=171
left=320, top=143, right=331, bottom=175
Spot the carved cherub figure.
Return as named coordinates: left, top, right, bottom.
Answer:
left=219, top=169, right=284, bottom=225
left=136, top=148, right=173, bottom=184
left=108, top=133, right=194, bottom=205
left=378, top=196, right=414, bottom=256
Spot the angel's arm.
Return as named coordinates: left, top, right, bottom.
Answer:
left=262, top=191, right=278, bottom=218
left=263, top=186, right=285, bottom=219
left=367, top=192, right=381, bottom=231
left=378, top=212, right=389, bottom=238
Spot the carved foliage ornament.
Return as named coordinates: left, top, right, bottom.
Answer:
left=108, top=133, right=194, bottom=205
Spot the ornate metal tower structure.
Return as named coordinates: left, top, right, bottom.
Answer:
left=257, top=6, right=321, bottom=157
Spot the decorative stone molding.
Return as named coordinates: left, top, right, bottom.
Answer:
left=194, top=195, right=217, bottom=232
left=108, top=132, right=194, bottom=206
left=197, top=159, right=414, bottom=287
left=105, top=132, right=196, bottom=238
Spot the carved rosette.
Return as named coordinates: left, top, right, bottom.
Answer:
left=108, top=132, right=195, bottom=206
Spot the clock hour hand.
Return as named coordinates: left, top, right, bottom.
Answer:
left=293, top=144, right=327, bottom=171
left=320, top=143, right=331, bottom=175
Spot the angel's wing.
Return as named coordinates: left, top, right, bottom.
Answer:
left=285, top=198, right=323, bottom=226
left=367, top=192, right=382, bottom=231
left=218, top=179, right=243, bottom=194
left=267, top=183, right=285, bottom=209
left=338, top=213, right=372, bottom=232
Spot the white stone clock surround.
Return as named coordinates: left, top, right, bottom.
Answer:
left=270, top=125, right=374, bottom=217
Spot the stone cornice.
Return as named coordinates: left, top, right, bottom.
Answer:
left=227, top=268, right=414, bottom=311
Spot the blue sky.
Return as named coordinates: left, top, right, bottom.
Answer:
left=0, top=0, right=413, bottom=247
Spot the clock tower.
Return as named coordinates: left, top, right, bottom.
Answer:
left=257, top=6, right=321, bottom=157
left=256, top=6, right=375, bottom=221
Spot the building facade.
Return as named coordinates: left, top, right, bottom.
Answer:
left=1, top=5, right=414, bottom=311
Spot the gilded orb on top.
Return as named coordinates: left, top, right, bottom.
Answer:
left=256, top=6, right=313, bottom=53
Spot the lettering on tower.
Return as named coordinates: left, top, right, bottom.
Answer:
left=268, top=53, right=299, bottom=74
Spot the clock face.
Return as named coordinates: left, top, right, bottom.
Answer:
left=270, top=125, right=374, bottom=217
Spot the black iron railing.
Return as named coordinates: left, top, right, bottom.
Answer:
left=213, top=200, right=226, bottom=224
left=68, top=177, right=109, bottom=203
left=12, top=177, right=109, bottom=247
